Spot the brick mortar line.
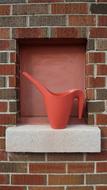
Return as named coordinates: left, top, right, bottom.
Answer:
left=0, top=161, right=97, bottom=163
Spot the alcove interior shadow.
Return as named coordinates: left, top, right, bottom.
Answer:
left=17, top=38, right=87, bottom=125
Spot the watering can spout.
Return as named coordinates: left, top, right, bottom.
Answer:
left=22, top=72, right=49, bottom=97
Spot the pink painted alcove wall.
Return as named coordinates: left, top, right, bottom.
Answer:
left=19, top=39, right=86, bottom=124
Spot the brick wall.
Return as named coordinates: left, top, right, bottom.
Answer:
left=0, top=0, right=107, bottom=189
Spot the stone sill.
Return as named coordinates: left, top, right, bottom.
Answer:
left=6, top=125, right=101, bottom=153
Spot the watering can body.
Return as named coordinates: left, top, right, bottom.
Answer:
left=22, top=72, right=85, bottom=129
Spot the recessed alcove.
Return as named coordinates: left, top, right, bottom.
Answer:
left=6, top=38, right=101, bottom=153
left=18, top=38, right=86, bottom=124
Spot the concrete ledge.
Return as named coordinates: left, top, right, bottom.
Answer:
left=6, top=125, right=101, bottom=153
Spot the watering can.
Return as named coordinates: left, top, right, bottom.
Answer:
left=22, top=72, right=85, bottom=129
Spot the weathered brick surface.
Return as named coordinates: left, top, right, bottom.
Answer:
left=90, top=4, right=107, bottom=14
left=13, top=4, right=49, bottom=15
left=96, top=89, right=107, bottom=100
left=9, top=153, right=45, bottom=161
left=0, top=5, right=10, bottom=15
left=0, top=77, right=6, bottom=87
left=29, top=163, right=65, bottom=173
left=68, top=163, right=94, bottom=173
left=86, top=77, right=105, bottom=88
left=0, top=163, right=27, bottom=173
left=0, top=0, right=26, bottom=3
left=51, top=28, right=87, bottom=38
left=0, top=65, right=16, bottom=75
left=0, top=52, right=8, bottom=63
left=69, top=15, right=96, bottom=26
left=97, top=65, right=107, bottom=75
left=96, top=40, right=107, bottom=50
left=0, top=17, right=26, bottom=27
left=89, top=52, right=105, bottom=63
left=0, top=114, right=16, bottom=124
left=0, top=187, right=26, bottom=190
left=49, top=175, right=84, bottom=185
left=47, top=153, right=83, bottom=161
left=0, top=174, right=9, bottom=184
left=30, top=16, right=66, bottom=26
left=12, top=28, right=48, bottom=38
left=29, top=187, right=64, bottom=190
left=67, top=187, right=93, bottom=190
left=0, top=28, right=10, bottom=39
left=97, top=162, right=107, bottom=172
left=90, top=28, right=107, bottom=38
left=88, top=102, right=105, bottom=113
left=52, top=3, right=88, bottom=14
left=98, top=16, right=107, bottom=26
left=11, top=174, right=46, bottom=185
left=86, top=174, right=107, bottom=184
left=0, top=89, right=17, bottom=99
left=0, top=102, right=7, bottom=112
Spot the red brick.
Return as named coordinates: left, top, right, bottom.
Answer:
left=96, top=114, right=107, bottom=125
left=86, top=89, right=95, bottom=100
left=0, top=65, right=16, bottom=75
left=0, top=102, right=7, bottom=112
left=52, top=3, right=88, bottom=14
left=29, top=187, right=64, bottom=190
left=29, top=163, right=65, bottom=173
left=68, top=163, right=94, bottom=173
left=98, top=16, right=107, bottom=26
left=12, top=28, right=47, bottom=38
left=86, top=77, right=105, bottom=88
left=0, top=187, right=25, bottom=190
left=47, top=153, right=83, bottom=161
left=87, top=114, right=94, bottom=125
left=10, top=52, right=16, bottom=63
left=96, top=186, right=107, bottom=190
left=0, top=16, right=26, bottom=27
left=0, top=162, right=27, bottom=173
left=102, top=139, right=107, bottom=150
left=90, top=28, right=107, bottom=38
left=86, top=151, right=107, bottom=161
left=97, top=162, right=107, bottom=172
left=86, top=65, right=94, bottom=75
left=86, top=174, right=107, bottom=184
left=11, top=174, right=46, bottom=185
left=0, top=151, right=7, bottom=161
left=0, top=40, right=9, bottom=50
left=89, top=52, right=105, bottom=63
left=0, top=126, right=5, bottom=137
left=9, top=76, right=16, bottom=87
left=67, top=187, right=93, bottom=190
left=0, top=139, right=5, bottom=150
left=0, top=5, right=10, bottom=15
left=69, top=15, right=96, bottom=26
left=97, top=65, right=107, bottom=75
left=100, top=127, right=107, bottom=138
left=96, top=40, right=107, bottom=50
left=49, top=175, right=84, bottom=185
left=29, top=0, right=63, bottom=2
left=97, top=0, right=107, bottom=1
left=0, top=114, right=16, bottom=125
left=13, top=4, right=48, bottom=15
left=51, top=28, right=87, bottom=38
left=0, top=28, right=10, bottom=39
left=0, top=174, right=9, bottom=184
left=9, top=153, right=45, bottom=161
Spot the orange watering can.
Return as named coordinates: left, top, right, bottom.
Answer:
left=22, top=72, right=85, bottom=129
